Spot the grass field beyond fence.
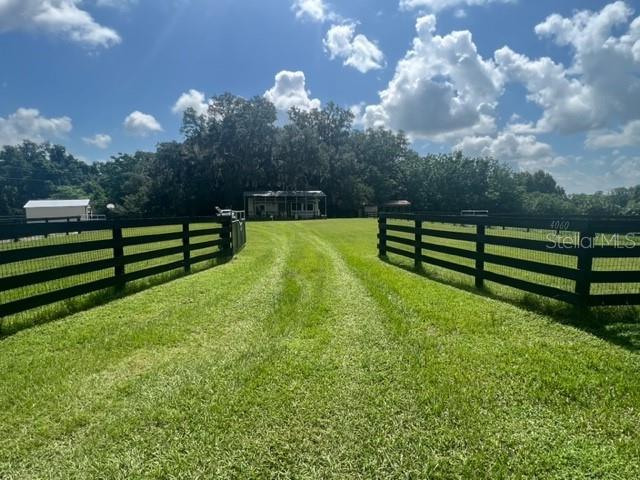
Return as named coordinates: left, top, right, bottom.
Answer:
left=1, top=219, right=639, bottom=478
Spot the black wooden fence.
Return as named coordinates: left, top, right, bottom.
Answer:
left=0, top=215, right=246, bottom=318
left=231, top=216, right=247, bottom=254
left=378, top=213, right=640, bottom=307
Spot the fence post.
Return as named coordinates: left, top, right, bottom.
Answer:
left=475, top=224, right=485, bottom=289
left=378, top=216, right=387, bottom=257
left=231, top=220, right=239, bottom=254
left=241, top=218, right=246, bottom=249
left=575, top=229, right=595, bottom=307
left=182, top=222, right=191, bottom=273
left=414, top=217, right=422, bottom=270
left=220, top=216, right=232, bottom=256
left=112, top=222, right=125, bottom=290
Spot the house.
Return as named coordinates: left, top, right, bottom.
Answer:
left=244, top=191, right=327, bottom=220
left=23, top=199, right=93, bottom=222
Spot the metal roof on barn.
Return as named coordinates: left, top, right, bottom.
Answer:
left=23, top=199, right=91, bottom=208
left=383, top=200, right=411, bottom=207
left=244, top=191, right=326, bottom=198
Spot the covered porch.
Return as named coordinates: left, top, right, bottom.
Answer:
left=244, top=191, right=327, bottom=220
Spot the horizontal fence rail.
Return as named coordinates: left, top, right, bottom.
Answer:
left=378, top=213, right=640, bottom=307
left=0, top=216, right=245, bottom=318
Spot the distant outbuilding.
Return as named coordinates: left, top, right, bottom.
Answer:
left=362, top=205, right=379, bottom=218
left=244, top=191, right=327, bottom=220
left=23, top=199, right=92, bottom=222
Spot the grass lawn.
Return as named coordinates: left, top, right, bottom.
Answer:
left=1, top=219, right=639, bottom=478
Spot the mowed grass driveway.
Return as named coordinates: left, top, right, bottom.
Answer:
left=1, top=219, right=639, bottom=479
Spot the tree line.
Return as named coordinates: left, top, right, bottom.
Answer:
left=1, top=93, right=639, bottom=218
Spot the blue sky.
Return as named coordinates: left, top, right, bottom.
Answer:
left=1, top=0, right=639, bottom=193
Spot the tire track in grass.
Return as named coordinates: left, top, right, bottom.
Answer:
left=64, top=224, right=335, bottom=479
left=318, top=222, right=640, bottom=479
left=303, top=233, right=505, bottom=478
left=71, top=224, right=359, bottom=478
left=0, top=225, right=292, bottom=479
left=299, top=230, right=438, bottom=478
left=172, top=225, right=435, bottom=478
left=194, top=225, right=342, bottom=477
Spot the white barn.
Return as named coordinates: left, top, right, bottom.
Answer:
left=23, top=199, right=92, bottom=222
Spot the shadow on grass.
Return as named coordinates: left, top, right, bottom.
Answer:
left=0, top=258, right=231, bottom=340
left=381, top=256, right=640, bottom=354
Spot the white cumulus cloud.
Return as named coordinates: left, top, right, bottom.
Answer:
left=291, top=0, right=332, bottom=22
left=587, top=120, right=640, bottom=149
left=324, top=24, right=385, bottom=73
left=399, top=0, right=514, bottom=12
left=123, top=111, right=163, bottom=136
left=82, top=133, right=112, bottom=149
left=454, top=8, right=468, bottom=18
left=0, top=108, right=72, bottom=146
left=95, top=0, right=137, bottom=8
left=494, top=47, right=595, bottom=135
left=172, top=89, right=209, bottom=116
left=0, top=0, right=121, bottom=48
left=496, top=1, right=640, bottom=138
left=362, top=14, right=503, bottom=140
left=264, top=70, right=321, bottom=113
left=453, top=132, right=567, bottom=170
